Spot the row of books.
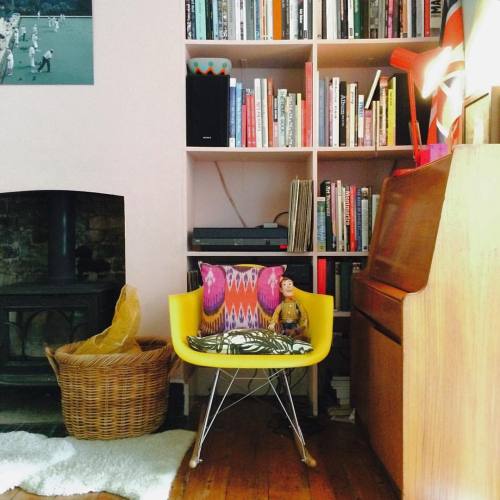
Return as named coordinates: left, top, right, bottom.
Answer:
left=185, top=0, right=314, bottom=40
left=228, top=62, right=313, bottom=148
left=318, top=70, right=424, bottom=148
left=317, top=181, right=380, bottom=252
left=288, top=178, right=313, bottom=252
left=320, top=0, right=443, bottom=40
left=317, top=258, right=362, bottom=311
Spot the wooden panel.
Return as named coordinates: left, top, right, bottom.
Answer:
left=352, top=275, right=406, bottom=341
left=367, top=154, right=451, bottom=292
left=403, top=145, right=500, bottom=499
left=351, top=310, right=403, bottom=489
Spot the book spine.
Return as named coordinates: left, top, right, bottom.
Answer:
left=228, top=0, right=235, bottom=38
left=393, top=0, right=400, bottom=37
left=246, top=0, right=255, bottom=39
left=430, top=0, right=442, bottom=36
left=387, top=80, right=395, bottom=145
left=186, top=0, right=193, bottom=39
left=339, top=261, right=352, bottom=310
left=357, top=94, right=364, bottom=146
left=348, top=82, right=357, bottom=147
left=387, top=0, right=393, bottom=38
left=241, top=0, right=247, bottom=39
left=229, top=78, right=237, bottom=147
left=364, top=109, right=372, bottom=147
left=416, top=0, right=423, bottom=37
left=250, top=92, right=257, bottom=147
left=298, top=0, right=304, bottom=39
left=278, top=89, right=287, bottom=146
left=379, top=75, right=388, bottom=146
left=267, top=78, right=274, bottom=147
left=261, top=78, right=268, bottom=147
left=195, top=0, right=206, bottom=39
left=349, top=185, right=356, bottom=251
left=283, top=0, right=289, bottom=38
left=347, top=0, right=354, bottom=38
left=242, top=101, right=247, bottom=146
left=344, top=185, right=350, bottom=251
left=267, top=0, right=274, bottom=38
left=340, top=0, right=348, bottom=38
left=331, top=183, right=337, bottom=250
left=254, top=78, right=263, bottom=147
left=353, top=0, right=361, bottom=38
left=336, top=180, right=344, bottom=251
left=317, top=257, right=327, bottom=293
left=368, top=0, right=378, bottom=38
left=296, top=93, right=302, bottom=147
left=332, top=77, right=340, bottom=147
left=355, top=186, right=361, bottom=251
left=401, top=0, right=408, bottom=37
left=320, top=181, right=333, bottom=251
left=339, top=81, right=347, bottom=147
left=371, top=193, right=380, bottom=239
left=319, top=78, right=325, bottom=146
left=334, top=261, right=341, bottom=309
left=308, top=0, right=313, bottom=38
left=328, top=79, right=333, bottom=146
left=235, top=82, right=242, bottom=147
left=305, top=61, right=313, bottom=147
left=424, top=0, right=430, bottom=36
left=317, top=197, right=327, bottom=252
left=303, top=0, right=309, bottom=39
left=273, top=0, right=282, bottom=39
left=361, top=187, right=369, bottom=251
left=212, top=0, right=219, bottom=38
left=290, top=0, right=299, bottom=39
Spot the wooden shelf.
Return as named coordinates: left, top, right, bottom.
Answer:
left=187, top=251, right=313, bottom=257
left=317, top=37, right=439, bottom=68
left=186, top=146, right=313, bottom=161
left=317, top=145, right=413, bottom=160
left=317, top=251, right=369, bottom=257
left=185, top=40, right=313, bottom=68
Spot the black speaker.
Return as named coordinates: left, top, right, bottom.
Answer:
left=186, top=75, right=229, bottom=147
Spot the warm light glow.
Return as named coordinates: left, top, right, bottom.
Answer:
left=464, top=0, right=500, bottom=96
left=422, top=47, right=452, bottom=98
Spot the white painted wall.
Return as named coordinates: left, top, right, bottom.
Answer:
left=463, top=0, right=500, bottom=96
left=0, top=1, right=186, bottom=338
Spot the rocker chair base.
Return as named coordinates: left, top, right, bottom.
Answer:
left=189, top=368, right=317, bottom=469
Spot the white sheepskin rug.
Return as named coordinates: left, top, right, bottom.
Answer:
left=0, top=429, right=195, bottom=500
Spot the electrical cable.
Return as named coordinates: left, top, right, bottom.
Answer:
left=214, top=161, right=248, bottom=227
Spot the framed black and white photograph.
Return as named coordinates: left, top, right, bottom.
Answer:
left=0, top=0, right=93, bottom=85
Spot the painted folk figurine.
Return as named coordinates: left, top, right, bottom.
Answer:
left=268, top=277, right=308, bottom=340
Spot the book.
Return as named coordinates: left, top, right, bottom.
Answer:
left=229, top=77, right=237, bottom=147
left=317, top=257, right=327, bottom=294
left=365, top=69, right=381, bottom=109
left=317, top=196, right=327, bottom=251
left=320, top=180, right=333, bottom=251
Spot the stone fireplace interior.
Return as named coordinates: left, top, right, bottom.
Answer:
left=0, top=190, right=125, bottom=388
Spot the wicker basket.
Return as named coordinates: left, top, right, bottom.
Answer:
left=45, top=337, right=171, bottom=440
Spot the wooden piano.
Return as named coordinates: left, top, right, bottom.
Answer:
left=351, top=145, right=500, bottom=498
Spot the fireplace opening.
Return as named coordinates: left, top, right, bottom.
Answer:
left=0, top=190, right=125, bottom=387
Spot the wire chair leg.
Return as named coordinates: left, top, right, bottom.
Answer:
left=280, top=370, right=317, bottom=468
left=189, top=368, right=220, bottom=469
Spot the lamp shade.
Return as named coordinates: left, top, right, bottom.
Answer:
left=390, top=47, right=451, bottom=98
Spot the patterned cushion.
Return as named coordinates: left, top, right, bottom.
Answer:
left=198, top=263, right=286, bottom=336
left=188, top=328, right=313, bottom=354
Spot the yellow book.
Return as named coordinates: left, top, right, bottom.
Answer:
left=387, top=78, right=396, bottom=146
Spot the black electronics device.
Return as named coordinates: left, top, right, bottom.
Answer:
left=192, top=226, right=288, bottom=251
left=186, top=75, right=229, bottom=147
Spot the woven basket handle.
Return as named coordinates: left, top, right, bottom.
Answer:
left=44, top=345, right=60, bottom=384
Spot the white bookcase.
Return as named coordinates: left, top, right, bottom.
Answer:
left=183, top=28, right=438, bottom=415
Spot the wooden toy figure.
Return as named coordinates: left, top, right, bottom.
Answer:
left=268, top=277, right=308, bottom=340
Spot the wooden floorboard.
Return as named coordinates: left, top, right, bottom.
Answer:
left=1, top=398, right=398, bottom=500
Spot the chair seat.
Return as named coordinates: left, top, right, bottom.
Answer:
left=175, top=339, right=325, bottom=369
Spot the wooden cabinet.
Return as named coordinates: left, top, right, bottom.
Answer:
left=351, top=146, right=500, bottom=498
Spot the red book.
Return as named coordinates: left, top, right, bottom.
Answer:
left=301, top=100, right=305, bottom=147
left=350, top=185, right=357, bottom=251
left=248, top=94, right=256, bottom=147
left=242, top=103, right=247, bottom=147
left=267, top=78, right=274, bottom=147
left=317, top=258, right=327, bottom=294
left=305, top=61, right=313, bottom=147
left=424, top=0, right=430, bottom=37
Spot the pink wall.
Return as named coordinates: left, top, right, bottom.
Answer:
left=0, top=1, right=186, bottom=338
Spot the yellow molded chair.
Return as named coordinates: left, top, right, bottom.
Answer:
left=168, top=286, right=333, bottom=468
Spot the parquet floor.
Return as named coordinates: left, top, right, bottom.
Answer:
left=0, top=399, right=398, bottom=500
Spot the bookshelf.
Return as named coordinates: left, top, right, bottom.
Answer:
left=183, top=19, right=438, bottom=414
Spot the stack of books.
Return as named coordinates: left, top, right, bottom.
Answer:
left=328, top=375, right=352, bottom=418
left=228, top=62, right=313, bottom=148
left=185, top=0, right=313, bottom=40
left=320, top=0, right=442, bottom=39
left=317, top=259, right=361, bottom=311
left=288, top=178, right=313, bottom=252
left=317, top=180, right=380, bottom=253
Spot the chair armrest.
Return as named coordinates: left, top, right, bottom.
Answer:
left=294, top=288, right=334, bottom=363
